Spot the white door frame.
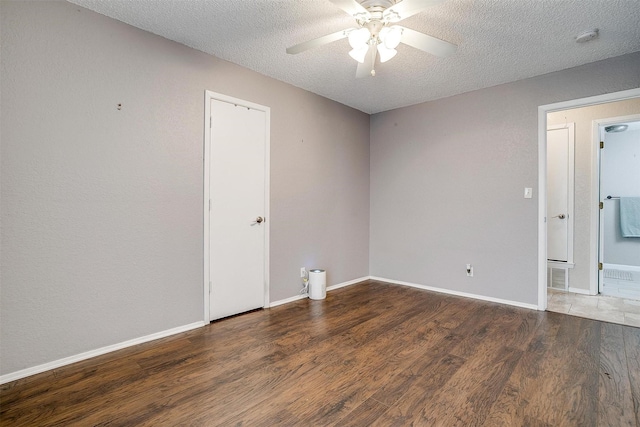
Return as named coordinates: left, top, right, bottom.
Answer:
left=203, top=90, right=271, bottom=322
left=537, top=88, right=640, bottom=310
left=594, top=113, right=640, bottom=295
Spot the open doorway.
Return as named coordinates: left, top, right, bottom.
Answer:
left=537, top=88, right=640, bottom=326
left=598, top=117, right=640, bottom=300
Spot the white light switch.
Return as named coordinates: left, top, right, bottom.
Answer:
left=524, top=188, right=533, bottom=199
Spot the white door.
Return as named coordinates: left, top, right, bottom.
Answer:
left=208, top=96, right=269, bottom=321
left=547, top=124, right=574, bottom=262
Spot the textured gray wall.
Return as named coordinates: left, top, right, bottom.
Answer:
left=370, top=52, right=640, bottom=305
left=548, top=99, right=640, bottom=290
left=0, top=1, right=370, bottom=376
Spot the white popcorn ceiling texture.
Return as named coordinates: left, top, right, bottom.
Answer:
left=68, top=0, right=640, bottom=114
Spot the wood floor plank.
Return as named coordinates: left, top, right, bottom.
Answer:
left=522, top=315, right=601, bottom=427
left=598, top=322, right=636, bottom=426
left=623, top=326, right=640, bottom=426
left=482, top=311, right=563, bottom=425
left=1, top=281, right=636, bottom=427
left=332, top=397, right=390, bottom=427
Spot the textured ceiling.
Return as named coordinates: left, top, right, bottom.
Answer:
left=67, top=0, right=640, bottom=114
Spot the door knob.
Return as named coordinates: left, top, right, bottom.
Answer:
left=251, top=216, right=264, bottom=225
left=552, top=214, right=566, bottom=219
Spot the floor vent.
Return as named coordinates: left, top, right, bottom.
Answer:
left=603, top=269, right=633, bottom=281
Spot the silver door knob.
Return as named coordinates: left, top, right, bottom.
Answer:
left=251, top=216, right=264, bottom=225
left=552, top=214, right=566, bottom=219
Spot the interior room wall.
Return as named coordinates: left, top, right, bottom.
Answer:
left=370, top=52, right=640, bottom=305
left=548, top=99, right=640, bottom=290
left=0, top=1, right=370, bottom=377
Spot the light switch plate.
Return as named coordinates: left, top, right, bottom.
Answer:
left=524, top=188, right=533, bottom=199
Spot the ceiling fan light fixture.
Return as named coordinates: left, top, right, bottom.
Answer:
left=348, top=27, right=371, bottom=49
left=377, top=44, right=397, bottom=63
left=382, top=26, right=402, bottom=49
left=349, top=46, right=369, bottom=63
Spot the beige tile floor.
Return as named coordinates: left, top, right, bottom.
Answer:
left=547, top=287, right=640, bottom=327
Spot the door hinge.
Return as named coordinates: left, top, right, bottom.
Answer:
left=599, top=202, right=604, bottom=209
left=600, top=141, right=604, bottom=149
left=598, top=263, right=603, bottom=271
left=210, top=116, right=212, bottom=128
left=209, top=281, right=212, bottom=294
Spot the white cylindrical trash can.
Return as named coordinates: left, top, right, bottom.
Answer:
left=308, top=269, right=326, bottom=300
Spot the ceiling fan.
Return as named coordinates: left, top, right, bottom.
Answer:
left=286, top=0, right=457, bottom=78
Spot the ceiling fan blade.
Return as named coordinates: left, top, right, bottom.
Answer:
left=398, top=26, right=457, bottom=57
left=286, top=29, right=350, bottom=55
left=355, top=44, right=377, bottom=78
left=383, top=0, right=445, bottom=22
left=329, top=0, right=370, bottom=19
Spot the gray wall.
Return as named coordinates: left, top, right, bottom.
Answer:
left=0, top=1, right=370, bottom=376
left=370, top=52, right=640, bottom=305
left=548, top=99, right=640, bottom=290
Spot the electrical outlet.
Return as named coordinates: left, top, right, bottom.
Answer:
left=466, top=264, right=473, bottom=277
left=300, top=267, right=306, bottom=278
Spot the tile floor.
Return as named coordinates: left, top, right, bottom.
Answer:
left=547, top=287, right=640, bottom=327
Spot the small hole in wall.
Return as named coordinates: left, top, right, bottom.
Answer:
left=117, top=103, right=122, bottom=110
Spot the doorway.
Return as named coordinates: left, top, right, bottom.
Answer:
left=598, top=117, right=640, bottom=300
left=203, top=91, right=270, bottom=322
left=538, top=88, right=640, bottom=320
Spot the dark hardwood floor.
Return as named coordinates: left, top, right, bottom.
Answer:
left=2, top=280, right=639, bottom=426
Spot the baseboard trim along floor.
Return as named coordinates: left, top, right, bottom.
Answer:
left=3, top=274, right=537, bottom=384
left=0, top=321, right=205, bottom=385
left=269, top=276, right=371, bottom=307
left=370, top=276, right=539, bottom=311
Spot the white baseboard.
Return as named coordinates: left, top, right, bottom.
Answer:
left=370, top=276, right=538, bottom=311
left=604, top=263, right=640, bottom=273
left=269, top=276, right=371, bottom=308
left=269, top=293, right=308, bottom=307
left=327, top=276, right=370, bottom=291
left=0, top=321, right=205, bottom=385
left=2, top=274, right=535, bottom=384
left=567, top=287, right=594, bottom=295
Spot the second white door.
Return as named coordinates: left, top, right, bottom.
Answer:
left=209, top=97, right=268, bottom=321
left=547, top=124, right=574, bottom=262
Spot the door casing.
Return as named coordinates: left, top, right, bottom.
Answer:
left=203, top=91, right=270, bottom=322
left=537, top=88, right=640, bottom=310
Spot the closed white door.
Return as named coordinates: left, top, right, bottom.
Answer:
left=209, top=97, right=268, bottom=321
left=547, top=125, right=574, bottom=262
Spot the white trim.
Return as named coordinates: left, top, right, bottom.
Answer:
left=203, top=91, right=271, bottom=322
left=537, top=88, right=640, bottom=310
left=547, top=261, right=575, bottom=269
left=0, top=321, right=205, bottom=385
left=370, top=276, right=539, bottom=311
left=268, top=276, right=371, bottom=308
left=269, top=293, right=308, bottom=307
left=593, top=113, right=640, bottom=295
left=327, top=276, right=370, bottom=291
left=567, top=287, right=593, bottom=295
left=203, top=93, right=212, bottom=323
